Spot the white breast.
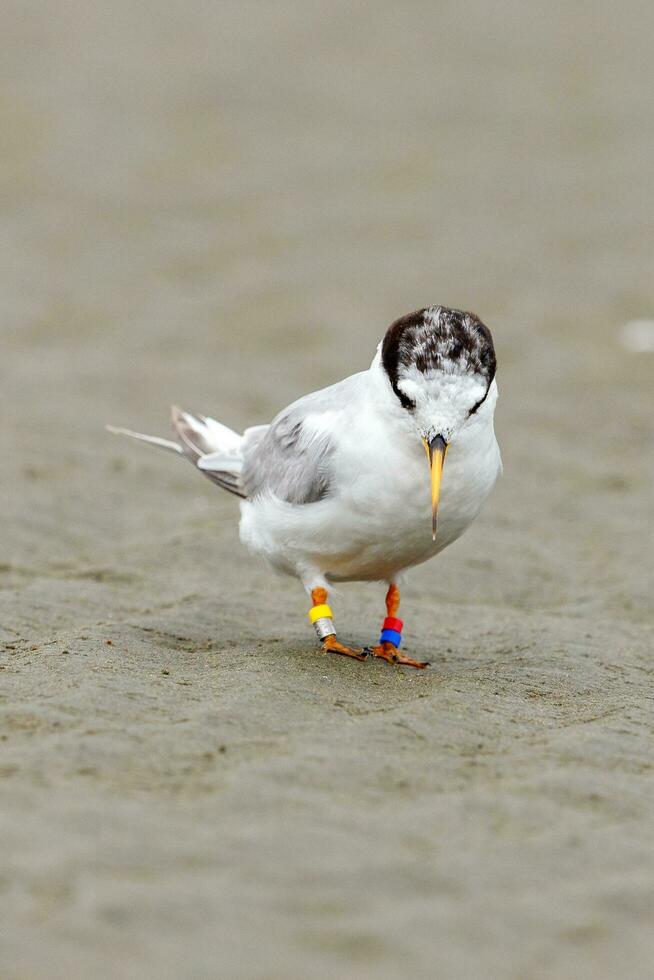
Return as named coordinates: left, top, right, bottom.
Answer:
left=324, top=401, right=500, bottom=580
left=239, top=386, right=501, bottom=585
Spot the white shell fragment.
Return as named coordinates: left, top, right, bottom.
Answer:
left=620, top=320, right=654, bottom=352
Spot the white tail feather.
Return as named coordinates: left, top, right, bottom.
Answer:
left=171, top=406, right=242, bottom=457
left=106, top=425, right=182, bottom=454
left=198, top=452, right=243, bottom=474
left=107, top=409, right=246, bottom=498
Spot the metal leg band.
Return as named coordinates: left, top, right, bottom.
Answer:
left=313, top=617, right=336, bottom=641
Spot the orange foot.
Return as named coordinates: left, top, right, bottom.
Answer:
left=323, top=635, right=368, bottom=662
left=370, top=642, right=430, bottom=669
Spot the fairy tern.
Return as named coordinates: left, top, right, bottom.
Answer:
left=108, top=305, right=501, bottom=668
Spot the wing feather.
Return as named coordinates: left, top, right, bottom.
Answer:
left=241, top=373, right=362, bottom=504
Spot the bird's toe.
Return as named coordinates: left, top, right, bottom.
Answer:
left=370, top=642, right=429, bottom=669
left=323, top=635, right=368, bottom=662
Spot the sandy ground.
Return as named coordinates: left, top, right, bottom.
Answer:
left=2, top=2, right=654, bottom=977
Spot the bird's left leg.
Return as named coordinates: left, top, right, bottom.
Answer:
left=309, top=588, right=367, bottom=662
left=370, top=584, right=430, bottom=669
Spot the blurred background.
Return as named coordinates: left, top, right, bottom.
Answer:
left=2, top=2, right=653, bottom=978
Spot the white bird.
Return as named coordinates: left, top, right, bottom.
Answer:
left=108, top=306, right=502, bottom=669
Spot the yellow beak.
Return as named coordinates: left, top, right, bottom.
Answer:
left=422, top=435, right=448, bottom=541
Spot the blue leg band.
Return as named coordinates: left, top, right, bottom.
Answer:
left=379, top=628, right=402, bottom=648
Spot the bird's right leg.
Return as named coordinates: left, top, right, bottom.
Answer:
left=309, top=587, right=367, bottom=662
left=370, top=583, right=430, bottom=669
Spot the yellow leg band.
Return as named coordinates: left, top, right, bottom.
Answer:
left=309, top=604, right=333, bottom=624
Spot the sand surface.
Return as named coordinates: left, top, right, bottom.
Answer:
left=2, top=2, right=654, bottom=977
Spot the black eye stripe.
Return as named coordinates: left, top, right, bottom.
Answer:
left=392, top=383, right=415, bottom=410
left=468, top=382, right=491, bottom=416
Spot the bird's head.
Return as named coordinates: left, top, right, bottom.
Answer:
left=381, top=306, right=497, bottom=539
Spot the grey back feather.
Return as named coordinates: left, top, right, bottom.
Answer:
left=242, top=374, right=361, bottom=504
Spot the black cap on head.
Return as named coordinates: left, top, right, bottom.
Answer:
left=381, top=306, right=496, bottom=410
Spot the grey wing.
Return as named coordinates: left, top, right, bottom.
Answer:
left=241, top=373, right=362, bottom=504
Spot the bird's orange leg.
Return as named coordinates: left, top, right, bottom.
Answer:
left=370, top=584, right=430, bottom=669
left=310, top=588, right=367, bottom=662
